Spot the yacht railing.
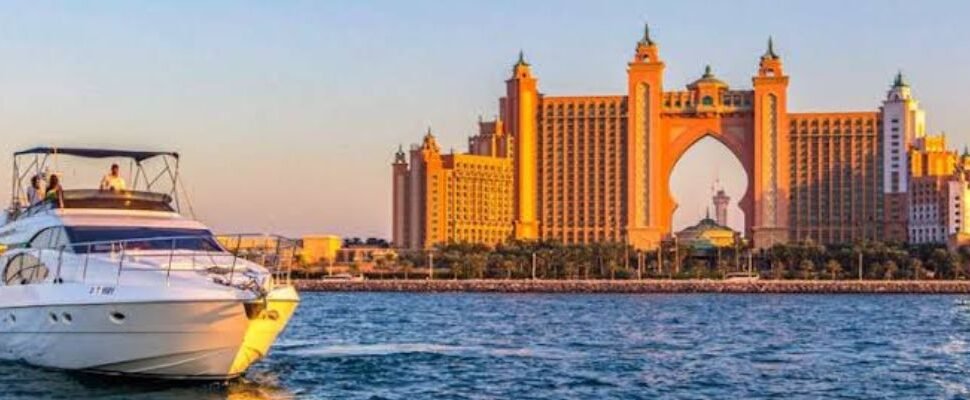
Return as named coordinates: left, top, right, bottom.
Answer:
left=8, top=234, right=298, bottom=289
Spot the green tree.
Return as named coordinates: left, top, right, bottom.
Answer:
left=928, top=249, right=957, bottom=279
left=467, top=252, right=488, bottom=279
left=825, top=259, right=842, bottom=280
left=867, top=261, right=883, bottom=280
left=957, top=246, right=970, bottom=280
left=687, top=259, right=709, bottom=279
left=883, top=260, right=898, bottom=280
left=770, top=260, right=785, bottom=280
left=400, top=258, right=413, bottom=280
left=911, top=258, right=924, bottom=280
left=798, top=259, right=816, bottom=280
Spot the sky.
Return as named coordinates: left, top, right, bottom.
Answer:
left=0, top=1, right=968, bottom=238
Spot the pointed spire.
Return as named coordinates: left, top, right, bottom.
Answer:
left=421, top=127, right=440, bottom=152
left=893, top=70, right=908, bottom=88
left=763, top=36, right=779, bottom=59
left=639, top=22, right=654, bottom=46
left=515, top=50, right=529, bottom=67
left=394, top=144, right=407, bottom=163
left=963, top=145, right=969, bottom=157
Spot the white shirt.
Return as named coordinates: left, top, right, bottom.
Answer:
left=100, top=174, right=127, bottom=191
left=26, top=186, right=44, bottom=205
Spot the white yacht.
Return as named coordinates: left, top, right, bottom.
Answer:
left=0, top=147, right=299, bottom=380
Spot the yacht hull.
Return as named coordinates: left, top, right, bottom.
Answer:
left=0, top=286, right=299, bottom=380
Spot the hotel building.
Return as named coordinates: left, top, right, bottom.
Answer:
left=392, top=126, right=515, bottom=250
left=391, top=24, right=970, bottom=250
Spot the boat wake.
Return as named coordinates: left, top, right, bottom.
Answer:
left=280, top=342, right=581, bottom=360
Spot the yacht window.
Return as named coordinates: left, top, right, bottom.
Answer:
left=65, top=227, right=223, bottom=253
left=28, top=227, right=71, bottom=250
left=28, top=228, right=55, bottom=249
left=3, top=253, right=48, bottom=285
left=50, top=227, right=70, bottom=250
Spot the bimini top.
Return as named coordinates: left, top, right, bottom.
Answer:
left=14, top=147, right=179, bottom=162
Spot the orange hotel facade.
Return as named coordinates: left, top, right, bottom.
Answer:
left=392, top=25, right=970, bottom=250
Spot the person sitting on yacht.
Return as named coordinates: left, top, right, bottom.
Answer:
left=26, top=175, right=45, bottom=206
left=99, top=163, right=127, bottom=192
left=45, top=174, right=64, bottom=208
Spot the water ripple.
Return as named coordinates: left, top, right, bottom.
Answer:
left=4, top=293, right=970, bottom=399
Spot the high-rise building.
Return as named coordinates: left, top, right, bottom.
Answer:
left=391, top=24, right=967, bottom=250
left=907, top=135, right=965, bottom=244
left=392, top=126, right=515, bottom=249
left=788, top=112, right=883, bottom=243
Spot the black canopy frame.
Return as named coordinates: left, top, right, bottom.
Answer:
left=13, top=147, right=178, bottom=162
left=10, top=146, right=187, bottom=215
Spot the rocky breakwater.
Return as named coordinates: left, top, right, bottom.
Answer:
left=294, top=279, right=970, bottom=294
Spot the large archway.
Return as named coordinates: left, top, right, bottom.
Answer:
left=658, top=126, right=755, bottom=239
left=669, top=136, right=749, bottom=233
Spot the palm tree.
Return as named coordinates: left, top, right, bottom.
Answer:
left=468, top=252, right=488, bottom=279
left=798, top=259, right=815, bottom=280
left=867, top=261, right=883, bottom=280
left=498, top=259, right=516, bottom=279
left=910, top=258, right=924, bottom=280
left=400, top=259, right=413, bottom=280
left=957, top=246, right=970, bottom=280
left=768, top=244, right=790, bottom=278
left=929, top=248, right=956, bottom=279
left=686, top=258, right=708, bottom=279
left=825, top=259, right=842, bottom=280
left=770, top=260, right=785, bottom=280
left=883, top=260, right=898, bottom=280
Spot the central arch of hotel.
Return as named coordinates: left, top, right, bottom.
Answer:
left=661, top=125, right=755, bottom=239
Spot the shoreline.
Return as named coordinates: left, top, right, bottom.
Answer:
left=293, top=279, right=970, bottom=294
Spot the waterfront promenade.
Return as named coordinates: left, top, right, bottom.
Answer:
left=294, top=279, right=970, bottom=294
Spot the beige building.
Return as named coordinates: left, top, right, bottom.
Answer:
left=908, top=136, right=970, bottom=244
left=301, top=235, right=342, bottom=264
left=217, top=234, right=344, bottom=266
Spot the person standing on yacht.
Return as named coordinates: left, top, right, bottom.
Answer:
left=45, top=174, right=64, bottom=208
left=100, top=163, right=127, bottom=192
left=26, top=175, right=45, bottom=206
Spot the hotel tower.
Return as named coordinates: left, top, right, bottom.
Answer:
left=392, top=24, right=970, bottom=250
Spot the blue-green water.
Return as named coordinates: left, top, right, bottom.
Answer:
left=4, top=293, right=970, bottom=399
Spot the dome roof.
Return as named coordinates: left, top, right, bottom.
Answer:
left=689, top=65, right=728, bottom=88
left=681, top=216, right=730, bottom=233
left=674, top=213, right=738, bottom=250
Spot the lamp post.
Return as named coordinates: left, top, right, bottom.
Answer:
left=673, top=235, right=680, bottom=276
left=624, top=237, right=630, bottom=271
left=428, top=251, right=434, bottom=280
left=637, top=251, right=643, bottom=280
left=531, top=252, right=537, bottom=280
left=857, top=251, right=863, bottom=281
left=747, top=248, right=753, bottom=276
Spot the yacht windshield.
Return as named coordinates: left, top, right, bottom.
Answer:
left=65, top=227, right=224, bottom=253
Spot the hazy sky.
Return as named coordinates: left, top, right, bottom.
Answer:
left=0, top=1, right=968, bottom=238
